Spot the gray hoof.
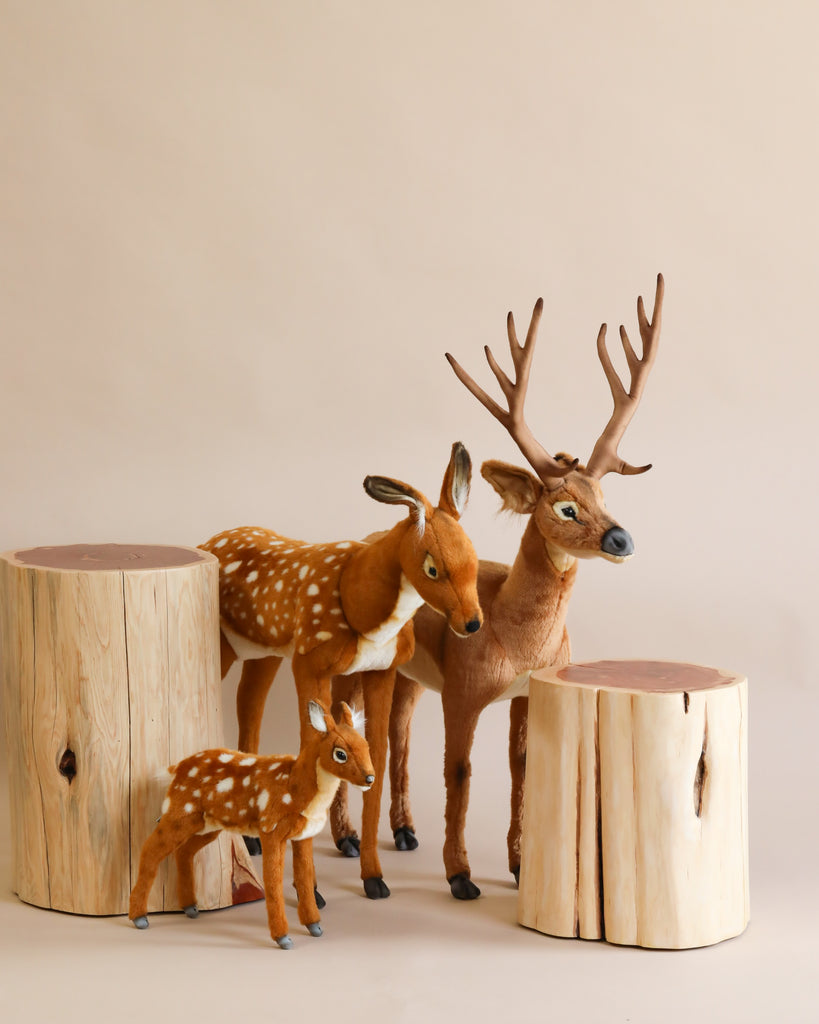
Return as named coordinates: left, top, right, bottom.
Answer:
left=183, top=904, right=199, bottom=918
left=276, top=934, right=294, bottom=950
left=307, top=922, right=323, bottom=937
left=132, top=915, right=149, bottom=930
left=336, top=835, right=360, bottom=858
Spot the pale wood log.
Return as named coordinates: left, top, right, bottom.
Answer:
left=0, top=544, right=263, bottom=916
left=518, top=660, right=749, bottom=949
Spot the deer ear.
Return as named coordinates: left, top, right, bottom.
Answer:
left=307, top=701, right=329, bottom=734
left=481, top=460, right=544, bottom=515
left=438, top=442, right=472, bottom=520
left=338, top=701, right=366, bottom=732
left=363, top=476, right=431, bottom=529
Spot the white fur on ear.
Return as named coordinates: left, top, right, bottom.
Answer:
left=350, top=706, right=366, bottom=733
left=308, top=701, right=328, bottom=733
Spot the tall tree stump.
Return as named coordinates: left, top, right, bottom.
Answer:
left=518, top=660, right=749, bottom=949
left=0, top=544, right=263, bottom=916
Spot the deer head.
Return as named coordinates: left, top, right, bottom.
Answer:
left=446, top=275, right=664, bottom=568
left=308, top=700, right=375, bottom=790
left=361, top=442, right=483, bottom=636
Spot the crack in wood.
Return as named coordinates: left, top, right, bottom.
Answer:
left=693, top=709, right=709, bottom=819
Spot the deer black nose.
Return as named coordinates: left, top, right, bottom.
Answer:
left=465, top=618, right=482, bottom=634
left=365, top=774, right=375, bottom=785
left=601, top=526, right=634, bottom=558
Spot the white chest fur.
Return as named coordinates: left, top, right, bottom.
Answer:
left=292, top=764, right=339, bottom=840
left=343, top=573, right=423, bottom=675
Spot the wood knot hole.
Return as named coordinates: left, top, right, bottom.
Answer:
left=59, top=748, right=77, bottom=783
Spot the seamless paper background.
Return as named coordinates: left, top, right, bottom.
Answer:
left=1, top=4, right=817, bottom=1022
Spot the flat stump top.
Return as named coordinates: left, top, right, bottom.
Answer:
left=6, top=543, right=208, bottom=572
left=547, top=659, right=742, bottom=694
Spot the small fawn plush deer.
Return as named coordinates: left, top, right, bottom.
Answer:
left=129, top=700, right=373, bottom=948
left=201, top=442, right=482, bottom=899
left=353, top=276, right=664, bottom=900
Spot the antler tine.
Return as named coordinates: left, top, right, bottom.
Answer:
left=446, top=298, right=577, bottom=487
left=586, top=274, right=664, bottom=479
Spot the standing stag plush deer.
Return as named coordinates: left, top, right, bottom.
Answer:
left=200, top=443, right=482, bottom=899
left=129, top=700, right=373, bottom=948
left=357, top=275, right=664, bottom=900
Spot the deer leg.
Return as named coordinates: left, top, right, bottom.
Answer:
left=329, top=674, right=363, bottom=858
left=507, top=695, right=528, bottom=886
left=359, top=667, right=396, bottom=899
left=236, top=655, right=284, bottom=754
left=389, top=672, right=424, bottom=851
left=260, top=830, right=292, bottom=949
left=291, top=838, right=322, bottom=937
left=236, top=656, right=284, bottom=855
left=442, top=698, right=484, bottom=900
left=220, top=630, right=237, bottom=679
left=129, top=817, right=200, bottom=927
left=175, top=830, right=220, bottom=916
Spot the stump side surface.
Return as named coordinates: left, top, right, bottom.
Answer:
left=9, top=543, right=208, bottom=571
left=519, top=660, right=749, bottom=949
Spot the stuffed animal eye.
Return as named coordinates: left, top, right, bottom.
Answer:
left=332, top=748, right=348, bottom=764
left=554, top=501, right=579, bottom=521
left=423, top=554, right=438, bottom=579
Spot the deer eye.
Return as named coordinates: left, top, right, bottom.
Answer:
left=332, top=748, right=348, bottom=764
left=423, top=554, right=438, bottom=579
left=554, top=501, right=580, bottom=521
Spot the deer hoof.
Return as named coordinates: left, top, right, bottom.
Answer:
left=336, top=834, right=360, bottom=858
left=314, top=887, right=326, bottom=910
left=393, top=827, right=419, bottom=852
left=448, top=873, right=481, bottom=900
left=276, top=934, right=294, bottom=950
left=307, top=922, right=323, bottom=937
left=363, top=876, right=390, bottom=900
left=183, top=904, right=199, bottom=919
left=244, top=835, right=262, bottom=857
left=132, top=915, right=149, bottom=930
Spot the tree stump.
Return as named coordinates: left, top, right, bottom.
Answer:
left=518, top=660, right=749, bottom=949
left=0, top=544, right=263, bottom=916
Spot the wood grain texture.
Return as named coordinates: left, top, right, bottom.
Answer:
left=518, top=660, right=749, bottom=949
left=0, top=547, right=262, bottom=916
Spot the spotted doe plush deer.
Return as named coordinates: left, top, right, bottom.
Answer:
left=338, top=275, right=664, bottom=900
left=200, top=443, right=482, bottom=899
left=129, top=700, right=373, bottom=948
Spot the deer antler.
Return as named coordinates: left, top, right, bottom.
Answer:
left=446, top=298, right=578, bottom=487
left=586, top=274, right=664, bottom=479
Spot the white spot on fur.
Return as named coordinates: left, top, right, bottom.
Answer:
left=282, top=793, right=292, bottom=805
left=216, top=777, right=234, bottom=793
left=218, top=753, right=233, bottom=764
left=246, top=570, right=259, bottom=583
left=307, top=583, right=319, bottom=596
left=257, top=790, right=270, bottom=811
left=336, top=541, right=351, bottom=549
left=312, top=603, right=322, bottom=614
left=188, top=766, right=199, bottom=778
left=161, top=797, right=170, bottom=814
left=299, top=565, right=309, bottom=580
left=214, top=538, right=228, bottom=549
left=239, top=757, right=256, bottom=766
left=316, top=631, right=333, bottom=642
left=193, top=790, right=201, bottom=797
left=274, top=580, right=283, bottom=592
left=257, top=615, right=265, bottom=625
left=224, top=561, right=242, bottom=574
left=184, top=802, right=194, bottom=813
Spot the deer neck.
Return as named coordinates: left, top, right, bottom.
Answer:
left=289, top=754, right=341, bottom=829
left=339, top=520, right=423, bottom=639
left=496, top=515, right=578, bottom=629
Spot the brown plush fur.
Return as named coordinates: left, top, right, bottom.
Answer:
left=129, top=701, right=373, bottom=948
left=200, top=443, right=482, bottom=899
left=352, top=279, right=664, bottom=899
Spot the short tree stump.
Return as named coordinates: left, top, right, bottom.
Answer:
left=0, top=544, right=263, bottom=916
left=518, top=660, right=749, bottom=949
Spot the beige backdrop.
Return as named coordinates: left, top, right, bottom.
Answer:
left=1, top=3, right=817, bottom=1022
